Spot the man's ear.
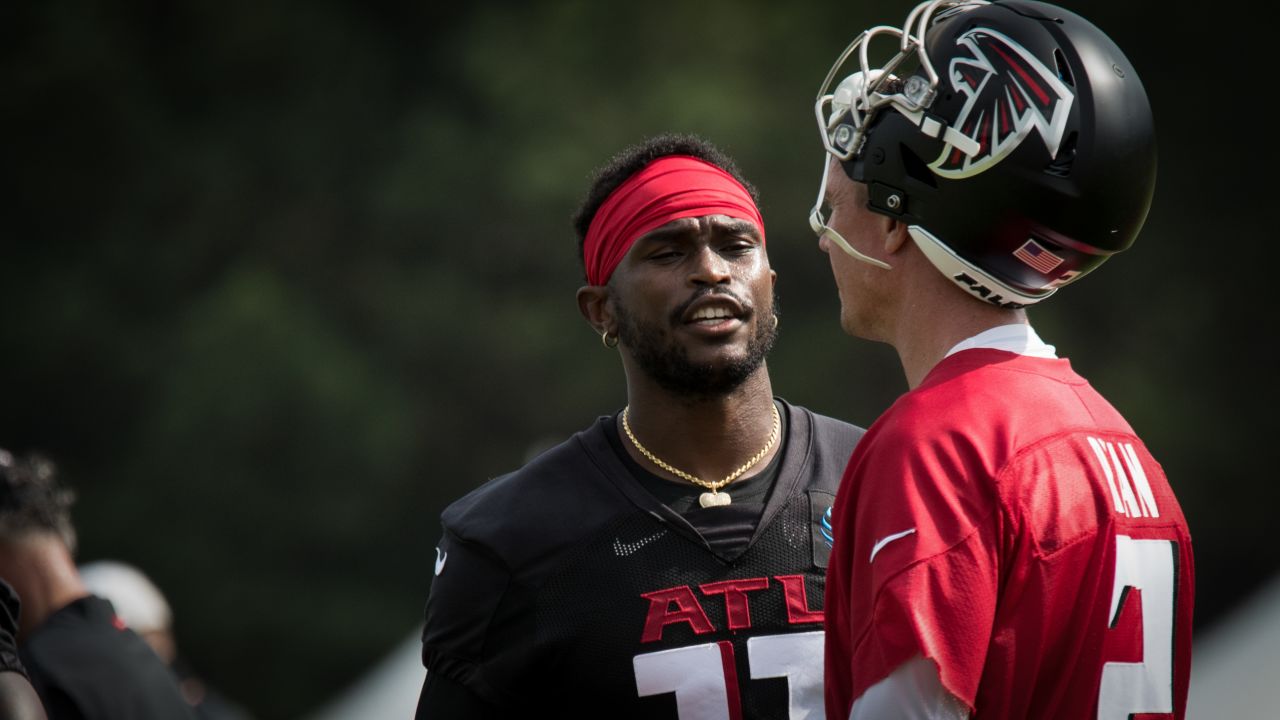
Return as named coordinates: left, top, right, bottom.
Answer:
left=577, top=285, right=613, bottom=336
left=884, top=220, right=910, bottom=255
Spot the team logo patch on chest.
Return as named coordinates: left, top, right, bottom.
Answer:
left=809, top=490, right=835, bottom=568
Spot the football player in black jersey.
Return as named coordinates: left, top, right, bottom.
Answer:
left=416, top=134, right=864, bottom=719
left=0, top=449, right=196, bottom=720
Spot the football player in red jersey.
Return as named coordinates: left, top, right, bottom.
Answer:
left=808, top=1, right=1194, bottom=718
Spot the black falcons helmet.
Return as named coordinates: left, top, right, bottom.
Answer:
left=811, top=0, right=1155, bottom=307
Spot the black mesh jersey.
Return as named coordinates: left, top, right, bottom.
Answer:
left=421, top=399, right=863, bottom=719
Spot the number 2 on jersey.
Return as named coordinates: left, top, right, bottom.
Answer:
left=1098, top=535, right=1180, bottom=719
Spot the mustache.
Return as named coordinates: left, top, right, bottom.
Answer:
left=669, top=287, right=753, bottom=324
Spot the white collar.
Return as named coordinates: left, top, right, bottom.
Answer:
left=944, top=323, right=1058, bottom=359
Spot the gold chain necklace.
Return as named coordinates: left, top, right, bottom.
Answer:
left=621, top=403, right=780, bottom=508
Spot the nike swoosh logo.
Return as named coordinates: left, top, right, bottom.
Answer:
left=434, top=547, right=447, bottom=576
left=868, top=528, right=916, bottom=564
left=613, top=531, right=666, bottom=557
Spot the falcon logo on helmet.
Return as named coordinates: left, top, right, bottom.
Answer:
left=931, top=27, right=1073, bottom=178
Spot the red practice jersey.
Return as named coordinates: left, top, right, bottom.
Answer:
left=824, top=350, right=1194, bottom=719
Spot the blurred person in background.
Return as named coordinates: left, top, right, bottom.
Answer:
left=807, top=1, right=1195, bottom=718
left=78, top=560, right=254, bottom=720
left=0, top=448, right=196, bottom=720
left=416, top=133, right=865, bottom=718
left=1, top=577, right=48, bottom=720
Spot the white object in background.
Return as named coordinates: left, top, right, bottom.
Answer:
left=1187, top=573, right=1280, bottom=719
left=307, top=626, right=426, bottom=720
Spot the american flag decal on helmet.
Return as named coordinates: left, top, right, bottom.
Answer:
left=1013, top=239, right=1065, bottom=274
left=930, top=27, right=1074, bottom=178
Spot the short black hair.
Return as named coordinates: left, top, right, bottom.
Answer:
left=0, top=449, right=77, bottom=553
left=571, top=133, right=761, bottom=281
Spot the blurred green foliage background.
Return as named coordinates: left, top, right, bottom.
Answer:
left=3, top=1, right=1272, bottom=717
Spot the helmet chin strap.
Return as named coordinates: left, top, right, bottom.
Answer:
left=908, top=226, right=1054, bottom=309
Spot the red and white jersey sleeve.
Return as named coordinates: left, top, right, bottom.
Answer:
left=824, top=350, right=1194, bottom=720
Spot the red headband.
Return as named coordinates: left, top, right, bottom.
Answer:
left=582, top=155, right=765, bottom=286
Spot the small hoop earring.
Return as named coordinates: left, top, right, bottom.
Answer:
left=602, top=330, right=619, bottom=349
left=773, top=314, right=779, bottom=330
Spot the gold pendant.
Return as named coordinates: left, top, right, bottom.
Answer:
left=699, top=491, right=731, bottom=508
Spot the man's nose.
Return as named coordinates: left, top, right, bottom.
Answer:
left=818, top=229, right=832, bottom=254
left=688, top=245, right=731, bottom=285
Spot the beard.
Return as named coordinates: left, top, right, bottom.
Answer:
left=615, top=288, right=778, bottom=400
